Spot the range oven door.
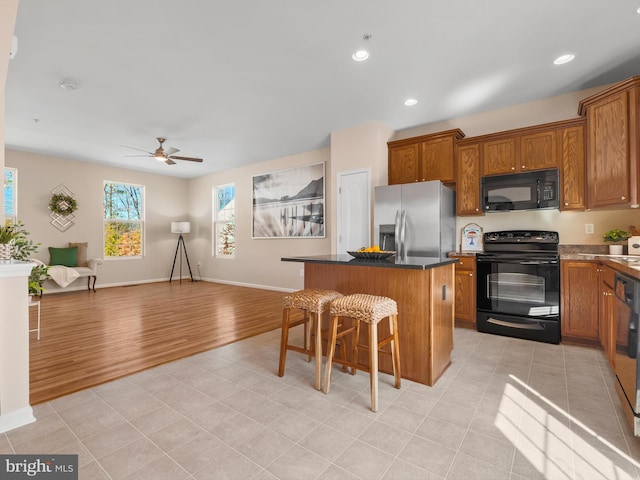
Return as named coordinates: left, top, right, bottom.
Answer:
left=476, top=254, right=560, bottom=344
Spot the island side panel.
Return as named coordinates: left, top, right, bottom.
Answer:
left=429, top=263, right=455, bottom=385
left=304, top=262, right=445, bottom=386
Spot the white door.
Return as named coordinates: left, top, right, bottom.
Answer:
left=337, top=168, right=371, bottom=253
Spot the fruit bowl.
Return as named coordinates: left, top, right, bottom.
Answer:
left=347, top=250, right=396, bottom=259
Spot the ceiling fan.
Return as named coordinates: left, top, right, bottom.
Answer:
left=122, top=137, right=203, bottom=165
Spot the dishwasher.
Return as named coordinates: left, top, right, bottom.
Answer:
left=614, top=272, right=640, bottom=435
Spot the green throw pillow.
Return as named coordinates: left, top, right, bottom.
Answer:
left=49, top=246, right=78, bottom=267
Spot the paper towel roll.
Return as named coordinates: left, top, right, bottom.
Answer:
left=628, top=236, right=640, bottom=255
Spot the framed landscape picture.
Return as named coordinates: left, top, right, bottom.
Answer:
left=252, top=162, right=325, bottom=239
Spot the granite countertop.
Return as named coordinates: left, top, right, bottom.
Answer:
left=558, top=244, right=609, bottom=259
left=558, top=245, right=640, bottom=279
left=281, top=254, right=458, bottom=270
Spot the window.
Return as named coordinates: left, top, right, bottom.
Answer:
left=213, top=184, right=235, bottom=257
left=103, top=181, right=144, bottom=258
left=3, top=167, right=17, bottom=225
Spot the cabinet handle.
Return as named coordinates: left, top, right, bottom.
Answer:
left=475, top=208, right=479, bottom=212
left=622, top=196, right=626, bottom=200
left=564, top=202, right=569, bottom=206
left=469, top=273, right=473, bottom=277
left=522, top=165, right=526, bottom=169
left=511, top=167, right=515, bottom=171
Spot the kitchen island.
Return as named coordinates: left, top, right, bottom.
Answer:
left=281, top=254, right=457, bottom=386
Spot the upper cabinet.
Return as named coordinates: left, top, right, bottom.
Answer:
left=455, top=119, right=585, bottom=214
left=578, top=76, right=640, bottom=209
left=388, top=129, right=465, bottom=185
left=559, top=122, right=587, bottom=210
left=455, top=143, right=482, bottom=216
left=477, top=122, right=574, bottom=177
left=521, top=130, right=558, bottom=171
left=482, top=138, right=518, bottom=175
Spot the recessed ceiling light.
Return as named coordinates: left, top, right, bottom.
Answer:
left=636, top=6, right=640, bottom=14
left=352, top=50, right=370, bottom=62
left=404, top=98, right=418, bottom=106
left=553, top=54, right=575, bottom=65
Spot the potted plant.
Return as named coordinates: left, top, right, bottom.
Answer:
left=29, top=264, right=50, bottom=299
left=0, top=223, right=17, bottom=259
left=0, top=222, right=39, bottom=261
left=603, top=228, right=631, bottom=254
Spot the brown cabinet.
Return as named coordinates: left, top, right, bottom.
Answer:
left=521, top=130, right=558, bottom=171
left=456, top=119, right=584, bottom=215
left=578, top=77, right=640, bottom=209
left=560, top=260, right=599, bottom=341
left=388, top=142, right=420, bottom=185
left=483, top=138, right=518, bottom=176
left=598, top=265, right=616, bottom=366
left=480, top=124, right=563, bottom=177
left=559, top=123, right=586, bottom=210
left=450, top=255, right=476, bottom=328
left=388, top=129, right=464, bottom=185
left=455, top=143, right=482, bottom=216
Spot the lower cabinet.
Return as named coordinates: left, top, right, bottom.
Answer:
left=451, top=255, right=476, bottom=328
left=560, top=260, right=599, bottom=342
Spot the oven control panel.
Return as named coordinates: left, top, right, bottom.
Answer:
left=484, top=230, right=559, bottom=243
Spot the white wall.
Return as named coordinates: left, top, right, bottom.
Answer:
left=5, top=150, right=189, bottom=290
left=188, top=148, right=332, bottom=291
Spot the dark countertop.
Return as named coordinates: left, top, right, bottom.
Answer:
left=281, top=254, right=458, bottom=270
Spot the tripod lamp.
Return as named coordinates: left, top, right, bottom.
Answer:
left=169, top=221, right=194, bottom=283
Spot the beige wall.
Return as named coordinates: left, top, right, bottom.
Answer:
left=188, top=148, right=331, bottom=291
left=5, top=150, right=189, bottom=290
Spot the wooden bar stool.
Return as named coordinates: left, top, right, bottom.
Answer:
left=323, top=293, right=401, bottom=412
left=278, top=288, right=343, bottom=390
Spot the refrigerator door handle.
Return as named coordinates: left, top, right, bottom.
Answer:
left=400, top=210, right=407, bottom=258
left=394, top=210, right=401, bottom=254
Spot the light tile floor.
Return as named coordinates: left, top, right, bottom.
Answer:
left=3, top=327, right=640, bottom=480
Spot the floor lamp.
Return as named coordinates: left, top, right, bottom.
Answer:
left=169, top=221, right=194, bottom=283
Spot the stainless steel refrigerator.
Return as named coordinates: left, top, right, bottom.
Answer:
left=374, top=181, right=455, bottom=258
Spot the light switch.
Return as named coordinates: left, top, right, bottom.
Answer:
left=585, top=224, right=594, bottom=234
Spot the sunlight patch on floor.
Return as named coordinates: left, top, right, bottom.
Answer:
left=495, top=375, right=639, bottom=480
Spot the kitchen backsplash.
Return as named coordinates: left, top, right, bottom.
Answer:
left=456, top=207, right=640, bottom=250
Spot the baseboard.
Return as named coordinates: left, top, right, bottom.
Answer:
left=0, top=406, right=35, bottom=434
left=43, top=277, right=296, bottom=294
left=200, top=277, right=295, bottom=293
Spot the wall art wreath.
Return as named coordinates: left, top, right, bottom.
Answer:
left=49, top=192, right=78, bottom=216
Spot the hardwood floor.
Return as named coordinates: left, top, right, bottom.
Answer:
left=28, top=281, right=289, bottom=405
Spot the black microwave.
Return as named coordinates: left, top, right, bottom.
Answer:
left=482, top=169, right=559, bottom=212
